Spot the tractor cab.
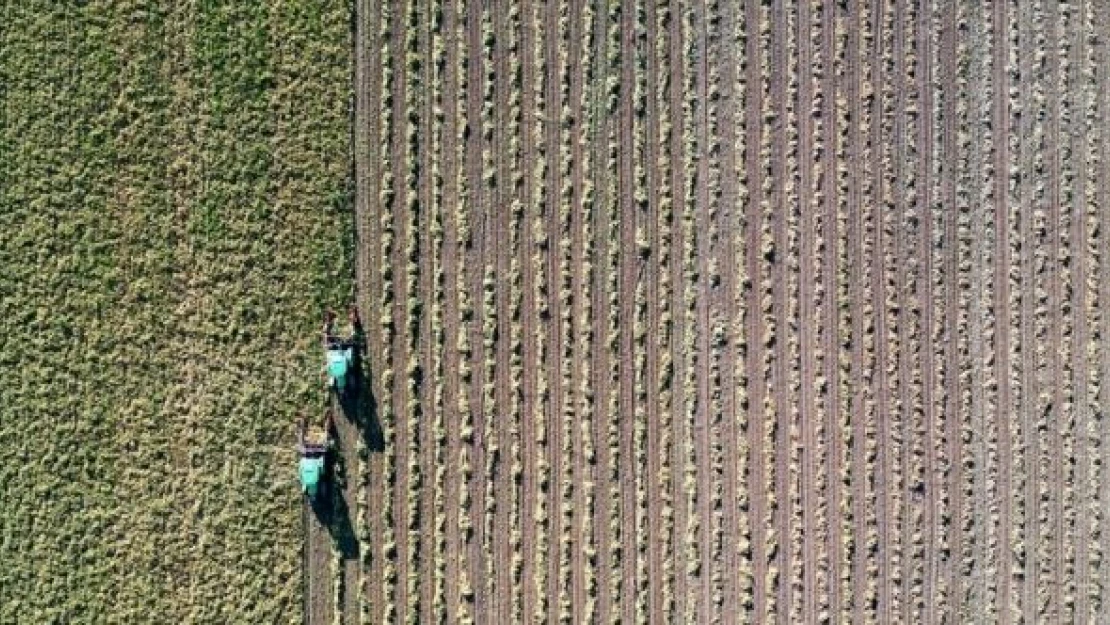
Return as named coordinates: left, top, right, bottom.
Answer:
left=326, top=346, right=351, bottom=392
left=299, top=453, right=325, bottom=499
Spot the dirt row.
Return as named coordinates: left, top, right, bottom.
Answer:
left=332, top=0, right=1110, bottom=623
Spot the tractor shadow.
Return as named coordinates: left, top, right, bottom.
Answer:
left=324, top=486, right=360, bottom=560
left=337, top=336, right=384, bottom=454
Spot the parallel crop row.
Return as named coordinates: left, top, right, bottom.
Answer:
left=602, top=2, right=624, bottom=621
left=479, top=1, right=498, bottom=614
left=378, top=0, right=400, bottom=619
left=429, top=0, right=448, bottom=619
left=631, top=0, right=651, bottom=622
left=575, top=1, right=599, bottom=620
left=555, top=0, right=577, bottom=620
left=654, top=0, right=678, bottom=617
left=782, top=1, right=804, bottom=621
left=505, top=1, right=527, bottom=622
left=678, top=2, right=700, bottom=622
left=402, top=0, right=425, bottom=618
left=453, top=0, right=476, bottom=618
left=529, top=0, right=552, bottom=619
left=731, top=0, right=755, bottom=616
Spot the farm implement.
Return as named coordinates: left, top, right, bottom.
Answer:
left=298, top=409, right=334, bottom=506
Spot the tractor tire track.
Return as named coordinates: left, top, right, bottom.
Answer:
left=845, top=1, right=870, bottom=622
left=518, top=0, right=541, bottom=618
left=491, top=0, right=515, bottom=619
left=566, top=0, right=590, bottom=619
left=540, top=0, right=565, bottom=616
left=618, top=0, right=640, bottom=621
left=692, top=0, right=712, bottom=619
left=669, top=0, right=692, bottom=618
left=1018, top=0, right=1039, bottom=617
left=769, top=1, right=793, bottom=620
left=821, top=2, right=846, bottom=621
left=352, top=0, right=382, bottom=619
left=1046, top=1, right=1065, bottom=618
left=1098, top=2, right=1110, bottom=614
left=1070, top=1, right=1093, bottom=619
left=939, top=2, right=963, bottom=620
left=590, top=0, right=618, bottom=620
left=716, top=0, right=745, bottom=620
left=917, top=1, right=939, bottom=621
left=439, top=0, right=465, bottom=620
left=991, top=1, right=1015, bottom=621
left=393, top=0, right=424, bottom=618
left=416, top=0, right=441, bottom=620
left=796, top=0, right=820, bottom=621
left=868, top=2, right=896, bottom=621
left=643, top=0, right=668, bottom=620
left=304, top=500, right=334, bottom=625
left=463, top=0, right=489, bottom=614
left=890, top=2, right=915, bottom=621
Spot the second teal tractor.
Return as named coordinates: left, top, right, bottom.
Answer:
left=323, top=307, right=362, bottom=398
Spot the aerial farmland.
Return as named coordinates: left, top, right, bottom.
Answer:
left=4, top=0, right=1110, bottom=624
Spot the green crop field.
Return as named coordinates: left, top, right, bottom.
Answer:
left=0, top=2, right=352, bottom=621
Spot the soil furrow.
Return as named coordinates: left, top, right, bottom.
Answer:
left=440, top=1, right=467, bottom=621
left=891, top=3, right=919, bottom=622
left=770, top=0, right=792, bottom=619
left=463, top=0, right=489, bottom=614
left=566, top=0, right=590, bottom=619
left=742, top=0, right=768, bottom=619
left=966, top=2, right=990, bottom=616
left=387, top=0, right=414, bottom=617
left=822, top=2, right=847, bottom=621
left=669, top=0, right=692, bottom=619
left=1017, top=0, right=1038, bottom=617
left=643, top=0, right=667, bottom=620
left=491, top=0, right=515, bottom=619
left=1098, top=1, right=1110, bottom=613
left=540, top=0, right=564, bottom=616
left=916, top=2, right=939, bottom=622
left=990, top=2, right=1014, bottom=622
left=869, top=0, right=895, bottom=620
left=416, top=0, right=440, bottom=619
left=692, top=0, right=712, bottom=619
left=795, top=0, right=819, bottom=620
left=716, top=0, right=745, bottom=619
left=1071, top=1, right=1093, bottom=619
left=844, top=1, right=868, bottom=622
left=305, top=498, right=334, bottom=624
left=1046, top=1, right=1065, bottom=619
left=939, top=2, right=963, bottom=619
left=517, top=0, right=541, bottom=618
left=353, top=0, right=384, bottom=619
left=618, top=0, right=640, bottom=620
left=590, top=0, right=618, bottom=620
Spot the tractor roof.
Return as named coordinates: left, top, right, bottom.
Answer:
left=299, top=456, right=324, bottom=487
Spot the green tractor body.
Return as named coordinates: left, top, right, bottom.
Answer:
left=326, top=348, right=351, bottom=392
left=299, top=456, right=325, bottom=500
left=298, top=412, right=333, bottom=506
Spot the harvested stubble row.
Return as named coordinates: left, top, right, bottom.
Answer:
left=347, top=0, right=1110, bottom=623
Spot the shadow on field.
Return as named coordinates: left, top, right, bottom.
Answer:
left=325, top=486, right=360, bottom=560
left=338, top=333, right=384, bottom=454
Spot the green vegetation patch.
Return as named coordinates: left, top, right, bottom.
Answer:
left=0, top=1, right=352, bottom=621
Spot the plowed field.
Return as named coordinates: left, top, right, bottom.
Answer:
left=347, top=0, right=1110, bottom=623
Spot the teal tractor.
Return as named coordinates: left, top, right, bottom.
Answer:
left=298, top=410, right=334, bottom=505
left=323, top=307, right=363, bottom=399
